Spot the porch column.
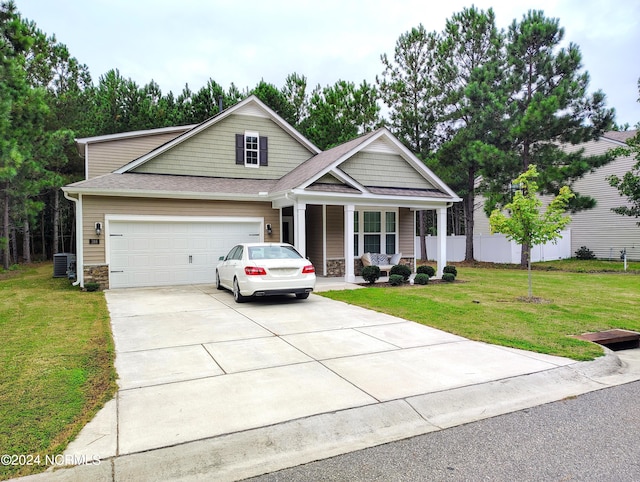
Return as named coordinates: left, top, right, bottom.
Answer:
left=344, top=205, right=355, bottom=282
left=295, top=202, right=307, bottom=257
left=436, top=206, right=447, bottom=278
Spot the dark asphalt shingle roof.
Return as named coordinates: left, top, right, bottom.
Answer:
left=273, top=130, right=380, bottom=192
left=603, top=130, right=637, bottom=143
left=66, top=173, right=277, bottom=195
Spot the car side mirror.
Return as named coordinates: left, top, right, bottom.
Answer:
left=219, top=256, right=225, bottom=261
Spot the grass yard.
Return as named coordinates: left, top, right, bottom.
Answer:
left=0, top=263, right=116, bottom=480
left=321, top=263, right=640, bottom=362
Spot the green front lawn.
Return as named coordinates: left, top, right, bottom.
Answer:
left=0, top=263, right=116, bottom=480
left=321, top=264, right=639, bottom=361
left=533, top=258, right=640, bottom=273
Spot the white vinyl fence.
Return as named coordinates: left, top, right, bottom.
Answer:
left=417, top=230, right=572, bottom=264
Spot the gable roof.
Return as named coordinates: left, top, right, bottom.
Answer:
left=602, top=130, right=637, bottom=144
left=114, top=96, right=321, bottom=174
left=65, top=96, right=461, bottom=205
left=273, top=127, right=460, bottom=200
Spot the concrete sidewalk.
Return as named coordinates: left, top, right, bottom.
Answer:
left=19, top=283, right=640, bottom=481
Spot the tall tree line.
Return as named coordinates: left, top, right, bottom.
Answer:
left=1, top=2, right=619, bottom=269
left=380, top=7, right=614, bottom=265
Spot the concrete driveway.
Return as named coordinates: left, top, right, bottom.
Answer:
left=48, top=283, right=640, bottom=482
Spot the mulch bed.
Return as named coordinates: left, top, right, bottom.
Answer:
left=358, top=279, right=462, bottom=287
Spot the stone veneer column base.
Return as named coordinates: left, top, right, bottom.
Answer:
left=326, top=259, right=345, bottom=277
left=83, top=265, right=109, bottom=290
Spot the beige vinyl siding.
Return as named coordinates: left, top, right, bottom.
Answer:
left=474, top=137, right=639, bottom=260
left=473, top=195, right=492, bottom=235
left=132, top=114, right=314, bottom=179
left=82, top=196, right=279, bottom=264
left=399, top=208, right=415, bottom=257
left=87, top=132, right=185, bottom=179
left=566, top=139, right=639, bottom=260
left=315, top=173, right=343, bottom=184
left=326, top=205, right=344, bottom=258
left=340, top=152, right=435, bottom=189
left=305, top=205, right=324, bottom=271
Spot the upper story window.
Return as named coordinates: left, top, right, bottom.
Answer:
left=236, top=132, right=268, bottom=167
left=244, top=131, right=259, bottom=167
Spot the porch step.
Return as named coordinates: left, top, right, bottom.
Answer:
left=575, top=329, right=640, bottom=351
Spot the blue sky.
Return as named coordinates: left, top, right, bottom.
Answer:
left=15, top=0, right=640, bottom=127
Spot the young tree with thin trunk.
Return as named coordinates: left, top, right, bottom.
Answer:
left=489, top=165, right=574, bottom=299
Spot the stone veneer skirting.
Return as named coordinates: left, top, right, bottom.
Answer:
left=82, top=258, right=416, bottom=288
left=83, top=265, right=109, bottom=290
left=327, top=257, right=415, bottom=277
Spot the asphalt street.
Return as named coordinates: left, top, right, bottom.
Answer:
left=248, top=380, right=640, bottom=481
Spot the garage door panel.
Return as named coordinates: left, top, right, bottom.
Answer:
left=108, top=220, right=262, bottom=288
left=151, top=238, right=171, bottom=250
left=171, top=239, right=189, bottom=251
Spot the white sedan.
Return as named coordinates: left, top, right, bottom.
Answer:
left=216, top=243, right=316, bottom=302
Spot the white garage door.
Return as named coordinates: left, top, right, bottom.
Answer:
left=108, top=219, right=262, bottom=288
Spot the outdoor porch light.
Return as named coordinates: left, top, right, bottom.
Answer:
left=266, top=223, right=272, bottom=235
left=95, top=222, right=102, bottom=236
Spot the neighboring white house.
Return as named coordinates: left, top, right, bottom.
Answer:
left=473, top=130, right=639, bottom=261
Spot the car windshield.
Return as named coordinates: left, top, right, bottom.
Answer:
left=248, top=246, right=302, bottom=260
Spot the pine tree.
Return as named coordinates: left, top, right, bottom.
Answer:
left=377, top=25, right=442, bottom=160
left=484, top=10, right=614, bottom=266
left=435, top=7, right=510, bottom=261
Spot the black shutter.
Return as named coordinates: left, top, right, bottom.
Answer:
left=259, top=136, right=268, bottom=166
left=235, top=134, right=244, bottom=165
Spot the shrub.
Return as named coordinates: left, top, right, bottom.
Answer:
left=416, top=265, right=435, bottom=277
left=390, top=264, right=411, bottom=281
left=443, top=265, right=458, bottom=277
left=389, top=274, right=404, bottom=286
left=414, top=273, right=430, bottom=285
left=362, top=265, right=381, bottom=284
left=575, top=246, right=595, bottom=260
left=442, top=272, right=456, bottom=282
left=84, top=282, right=100, bottom=292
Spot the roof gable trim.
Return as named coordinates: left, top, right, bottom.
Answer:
left=114, top=96, right=321, bottom=174
left=301, top=128, right=459, bottom=199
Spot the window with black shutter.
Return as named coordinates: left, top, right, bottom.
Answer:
left=235, top=132, right=268, bottom=167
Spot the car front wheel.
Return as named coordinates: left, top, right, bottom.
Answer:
left=233, top=278, right=247, bottom=303
left=216, top=271, right=223, bottom=290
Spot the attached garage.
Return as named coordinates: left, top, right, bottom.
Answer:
left=107, top=217, right=263, bottom=288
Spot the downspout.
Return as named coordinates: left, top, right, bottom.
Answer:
left=63, top=190, right=83, bottom=287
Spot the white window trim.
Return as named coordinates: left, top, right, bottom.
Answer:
left=354, top=208, right=399, bottom=255
left=244, top=131, right=260, bottom=168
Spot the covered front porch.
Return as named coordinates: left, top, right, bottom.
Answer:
left=276, top=197, right=452, bottom=281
